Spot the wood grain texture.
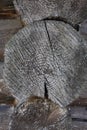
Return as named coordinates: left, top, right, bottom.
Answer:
left=0, top=18, right=22, bottom=62
left=70, top=107, right=87, bottom=120
left=14, top=0, right=87, bottom=26
left=4, top=21, right=87, bottom=107
left=0, top=79, right=18, bottom=106
left=80, top=19, right=87, bottom=41
left=10, top=96, right=71, bottom=130
left=0, top=62, right=3, bottom=78
left=0, top=105, right=13, bottom=130
left=69, top=98, right=87, bottom=107
left=0, top=0, right=17, bottom=19
left=72, top=121, right=87, bottom=130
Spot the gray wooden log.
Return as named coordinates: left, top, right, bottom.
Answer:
left=0, top=79, right=18, bottom=106
left=0, top=105, right=13, bottom=130
left=0, top=62, right=3, bottom=78
left=14, top=0, right=87, bottom=26
left=0, top=18, right=22, bottom=62
left=80, top=19, right=87, bottom=41
left=0, top=0, right=17, bottom=19
left=72, top=121, right=87, bottom=130
left=70, top=107, right=87, bottom=120
left=4, top=20, right=87, bottom=107
left=9, top=96, right=72, bottom=130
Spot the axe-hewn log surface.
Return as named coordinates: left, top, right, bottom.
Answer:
left=4, top=20, right=87, bottom=107
left=14, top=0, right=87, bottom=26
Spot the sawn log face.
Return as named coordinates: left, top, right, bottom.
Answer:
left=4, top=20, right=87, bottom=107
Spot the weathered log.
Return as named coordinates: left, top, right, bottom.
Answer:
left=0, top=0, right=17, bottom=19
left=0, top=62, right=3, bottom=78
left=0, top=105, right=14, bottom=130
left=14, top=0, right=87, bottom=26
left=0, top=18, right=22, bottom=45
left=10, top=96, right=71, bottom=130
left=4, top=20, right=87, bottom=107
left=69, top=98, right=87, bottom=107
left=0, top=18, right=22, bottom=62
left=70, top=107, right=87, bottom=120
left=80, top=19, right=87, bottom=41
left=0, top=79, right=18, bottom=106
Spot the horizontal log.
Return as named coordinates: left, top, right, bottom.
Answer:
left=0, top=0, right=17, bottom=19
left=0, top=105, right=14, bottom=130
left=0, top=0, right=13, bottom=7
left=69, top=98, right=87, bottom=107
left=10, top=96, right=71, bottom=130
left=0, top=63, right=3, bottom=79
left=72, top=121, right=87, bottom=130
left=80, top=19, right=87, bottom=41
left=70, top=107, right=87, bottom=120
left=14, top=0, right=87, bottom=26
left=0, top=79, right=18, bottom=106
left=0, top=18, right=22, bottom=62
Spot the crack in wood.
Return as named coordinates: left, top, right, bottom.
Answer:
left=43, top=17, right=80, bottom=31
left=44, top=81, right=48, bottom=99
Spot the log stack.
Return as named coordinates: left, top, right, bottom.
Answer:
left=0, top=0, right=87, bottom=130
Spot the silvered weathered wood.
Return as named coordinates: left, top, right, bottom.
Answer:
left=4, top=21, right=87, bottom=107
left=0, top=105, right=13, bottom=130
left=14, top=0, right=87, bottom=26
left=0, top=18, right=22, bottom=62
left=0, top=79, right=18, bottom=106
left=10, top=96, right=71, bottom=130
left=80, top=19, right=87, bottom=41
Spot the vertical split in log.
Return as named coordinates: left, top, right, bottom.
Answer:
left=44, top=81, right=48, bottom=99
left=4, top=21, right=87, bottom=107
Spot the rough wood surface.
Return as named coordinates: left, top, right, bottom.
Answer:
left=0, top=18, right=22, bottom=62
left=0, top=63, right=3, bottom=79
left=0, top=0, right=17, bottom=19
left=0, top=79, right=18, bottom=106
left=1, top=105, right=87, bottom=130
left=0, top=105, right=13, bottom=130
left=70, top=107, right=87, bottom=120
left=72, top=121, right=87, bottom=130
left=71, top=106, right=87, bottom=130
left=14, top=0, right=87, bottom=26
left=4, top=20, right=87, bottom=107
left=69, top=98, right=87, bottom=107
left=10, top=96, right=71, bottom=130
left=80, top=19, right=87, bottom=41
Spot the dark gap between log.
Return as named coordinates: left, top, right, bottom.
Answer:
left=72, top=118, right=87, bottom=122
